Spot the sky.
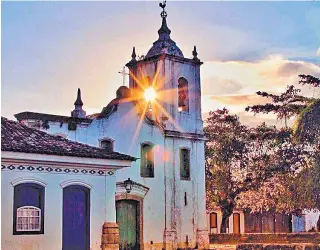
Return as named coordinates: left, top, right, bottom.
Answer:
left=2, top=1, right=320, bottom=127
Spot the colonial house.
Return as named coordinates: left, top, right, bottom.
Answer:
left=12, top=2, right=209, bottom=250
left=1, top=117, right=136, bottom=250
left=207, top=208, right=319, bottom=234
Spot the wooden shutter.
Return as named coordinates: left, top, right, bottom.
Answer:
left=141, top=144, right=154, bottom=177
left=180, top=149, right=190, bottom=179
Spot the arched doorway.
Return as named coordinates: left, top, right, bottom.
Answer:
left=62, top=185, right=90, bottom=250
left=116, top=200, right=140, bottom=250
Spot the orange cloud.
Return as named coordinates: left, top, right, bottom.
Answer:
left=210, top=94, right=268, bottom=106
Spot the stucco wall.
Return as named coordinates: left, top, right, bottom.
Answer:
left=1, top=164, right=117, bottom=250
left=207, top=210, right=245, bottom=234
left=31, top=97, right=208, bottom=249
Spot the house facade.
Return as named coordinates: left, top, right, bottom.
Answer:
left=1, top=117, right=135, bottom=250
left=207, top=208, right=320, bottom=234
left=13, top=3, right=209, bottom=250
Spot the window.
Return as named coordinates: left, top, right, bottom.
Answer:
left=141, top=143, right=154, bottom=178
left=17, top=206, right=41, bottom=231
left=180, top=148, right=190, bottom=180
left=178, top=77, right=189, bottom=112
left=13, top=183, right=45, bottom=234
left=100, top=139, right=114, bottom=152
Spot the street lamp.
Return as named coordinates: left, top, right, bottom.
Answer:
left=124, top=178, right=134, bottom=193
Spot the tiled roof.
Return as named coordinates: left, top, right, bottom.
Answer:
left=1, top=117, right=136, bottom=161
left=15, top=111, right=92, bottom=123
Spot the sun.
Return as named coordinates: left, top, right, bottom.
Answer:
left=144, top=87, right=157, bottom=102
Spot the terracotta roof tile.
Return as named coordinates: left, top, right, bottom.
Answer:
left=15, top=111, right=92, bottom=123
left=1, top=117, right=136, bottom=161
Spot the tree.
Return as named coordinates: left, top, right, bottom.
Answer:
left=244, top=74, right=320, bottom=212
left=205, top=108, right=249, bottom=233
left=204, top=109, right=307, bottom=233
left=293, top=76, right=320, bottom=209
left=245, top=75, right=317, bottom=127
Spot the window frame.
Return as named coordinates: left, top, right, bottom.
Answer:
left=16, top=206, right=41, bottom=232
left=210, top=212, right=218, bottom=229
left=140, top=142, right=155, bottom=178
left=178, top=77, right=189, bottom=113
left=180, top=147, right=191, bottom=180
left=99, top=138, right=114, bottom=152
left=13, top=183, right=45, bottom=235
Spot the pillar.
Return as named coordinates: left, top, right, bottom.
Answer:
left=101, top=174, right=119, bottom=250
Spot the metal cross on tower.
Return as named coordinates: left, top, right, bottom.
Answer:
left=118, top=66, right=129, bottom=86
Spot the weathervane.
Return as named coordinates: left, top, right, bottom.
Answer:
left=159, top=0, right=167, bottom=18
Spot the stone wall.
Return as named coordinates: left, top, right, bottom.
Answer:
left=236, top=244, right=320, bottom=250
left=101, top=222, right=119, bottom=250
left=210, top=233, right=320, bottom=245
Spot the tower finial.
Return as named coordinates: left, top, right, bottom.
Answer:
left=71, top=88, right=86, bottom=118
left=157, top=0, right=171, bottom=39
left=192, top=45, right=201, bottom=63
left=74, top=88, right=83, bottom=106
left=131, top=47, right=137, bottom=62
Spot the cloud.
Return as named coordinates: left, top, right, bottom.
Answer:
left=317, top=47, right=320, bottom=57
left=201, top=55, right=320, bottom=127
left=210, top=94, right=267, bottom=106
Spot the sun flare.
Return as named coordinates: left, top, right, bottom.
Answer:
left=144, top=87, right=157, bottom=102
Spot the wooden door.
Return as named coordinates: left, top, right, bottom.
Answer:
left=262, top=212, right=274, bottom=233
left=63, top=185, right=90, bottom=250
left=210, top=212, right=218, bottom=233
left=233, top=213, right=240, bottom=234
left=244, top=211, right=262, bottom=233
left=116, top=200, right=139, bottom=250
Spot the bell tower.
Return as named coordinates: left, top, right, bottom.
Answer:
left=126, top=1, right=203, bottom=135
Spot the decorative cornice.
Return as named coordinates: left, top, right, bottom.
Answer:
left=1, top=151, right=133, bottom=169
left=2, top=163, right=115, bottom=177
left=116, top=180, right=149, bottom=198
left=164, top=130, right=206, bottom=141
left=60, top=179, right=93, bottom=189
left=11, top=177, right=48, bottom=187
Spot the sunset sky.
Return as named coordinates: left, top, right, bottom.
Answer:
left=2, top=1, right=320, bottom=127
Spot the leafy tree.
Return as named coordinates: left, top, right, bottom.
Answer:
left=293, top=76, right=320, bottom=209
left=245, top=74, right=318, bottom=127
left=204, top=109, right=307, bottom=233
left=244, top=74, right=320, bottom=212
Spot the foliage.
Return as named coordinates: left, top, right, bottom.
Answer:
left=294, top=99, right=320, bottom=145
left=204, top=108, right=308, bottom=232
left=299, top=74, right=320, bottom=87
left=245, top=85, right=314, bottom=127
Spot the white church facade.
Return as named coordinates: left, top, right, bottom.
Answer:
left=11, top=2, right=209, bottom=250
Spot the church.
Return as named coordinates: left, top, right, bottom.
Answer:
left=12, top=2, right=209, bottom=250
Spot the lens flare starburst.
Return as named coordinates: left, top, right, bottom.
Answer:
left=144, top=87, right=157, bottom=102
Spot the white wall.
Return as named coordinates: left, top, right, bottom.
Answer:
left=1, top=164, right=117, bottom=250
left=305, top=210, right=320, bottom=231
left=31, top=97, right=207, bottom=249
left=207, top=210, right=245, bottom=234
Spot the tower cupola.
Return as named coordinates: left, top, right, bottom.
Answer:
left=145, top=1, right=183, bottom=58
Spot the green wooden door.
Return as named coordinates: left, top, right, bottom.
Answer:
left=116, top=200, right=139, bottom=250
